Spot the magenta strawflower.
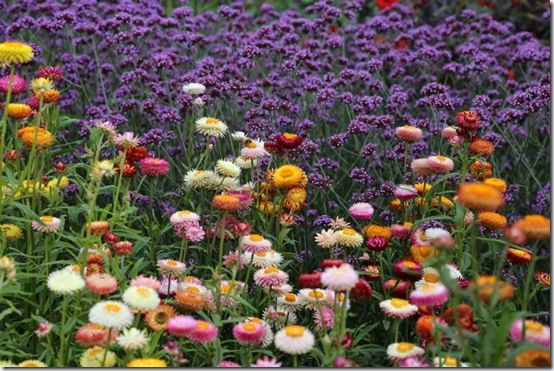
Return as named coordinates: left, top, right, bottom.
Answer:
left=509, top=319, right=550, bottom=347
left=348, top=202, right=375, bottom=220
left=409, top=283, right=449, bottom=307
left=232, top=321, right=266, bottom=345
left=394, top=185, right=418, bottom=200
left=254, top=267, right=289, bottom=288
left=130, top=275, right=161, bottom=291
left=188, top=320, right=218, bottom=343
left=166, top=315, right=197, bottom=337
left=139, top=157, right=169, bottom=176
left=0, top=74, right=26, bottom=95
left=217, top=360, right=241, bottom=367
left=251, top=356, right=282, bottom=367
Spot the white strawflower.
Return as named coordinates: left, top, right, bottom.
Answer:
left=182, top=82, right=206, bottom=95
left=183, top=169, right=217, bottom=189
left=235, top=156, right=258, bottom=169
left=116, top=328, right=149, bottom=350
left=379, top=298, right=419, bottom=319
left=387, top=342, right=425, bottom=361
left=122, top=286, right=160, bottom=312
left=314, top=229, right=337, bottom=249
left=231, top=131, right=248, bottom=142
left=47, top=269, right=85, bottom=296
left=215, top=160, right=241, bottom=178
left=321, top=263, right=358, bottom=291
left=244, top=250, right=283, bottom=269
left=195, top=117, right=228, bottom=138
left=112, top=131, right=139, bottom=147
left=274, top=325, right=315, bottom=355
left=89, top=301, right=134, bottom=329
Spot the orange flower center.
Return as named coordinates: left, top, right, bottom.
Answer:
left=137, top=287, right=150, bottom=296
left=283, top=133, right=297, bottom=140
left=245, top=140, right=257, bottom=149
left=166, top=260, right=178, bottom=266
left=435, top=155, right=447, bottom=161
left=196, top=321, right=210, bottom=330
left=285, top=293, right=296, bottom=302
left=264, top=267, right=279, bottom=274
left=205, top=118, right=219, bottom=125
left=424, top=273, right=440, bottom=283
left=185, top=286, right=200, bottom=294
left=525, top=321, right=544, bottom=333
left=308, top=290, right=324, bottom=299
left=40, top=216, right=54, bottom=223
left=104, top=304, right=121, bottom=313
left=390, top=298, right=409, bottom=308
left=397, top=342, right=415, bottom=353
left=249, top=234, right=264, bottom=242
left=280, top=169, right=293, bottom=177
left=243, top=323, right=257, bottom=332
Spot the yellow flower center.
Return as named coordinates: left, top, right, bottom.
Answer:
left=308, top=290, right=324, bottom=299
left=136, top=287, right=150, bottom=296
left=196, top=321, right=210, bottom=330
left=390, top=298, right=409, bottom=308
left=245, top=140, right=257, bottom=149
left=283, top=133, right=297, bottom=140
left=419, top=246, right=432, bottom=257
left=166, top=260, right=178, bottom=266
left=185, top=286, right=200, bottom=294
left=420, top=284, right=436, bottom=293
left=443, top=358, right=457, bottom=367
left=436, top=155, right=447, bottom=161
left=525, top=321, right=544, bottom=333
left=178, top=210, right=191, bottom=216
left=264, top=267, right=279, bottom=274
left=256, top=251, right=268, bottom=257
left=338, top=293, right=345, bottom=301
left=249, top=317, right=263, bottom=324
left=104, top=304, right=121, bottom=313
left=243, top=323, right=257, bottom=332
left=250, top=234, right=264, bottom=242
left=205, top=118, right=219, bottom=125
left=184, top=275, right=197, bottom=282
left=397, top=342, right=415, bottom=353
left=90, top=348, right=104, bottom=357
left=424, top=273, right=440, bottom=283
left=221, top=284, right=230, bottom=293
left=342, top=228, right=356, bottom=236
left=284, top=325, right=305, bottom=337
left=285, top=293, right=296, bottom=302
left=90, top=324, right=104, bottom=330
left=40, top=216, right=54, bottom=223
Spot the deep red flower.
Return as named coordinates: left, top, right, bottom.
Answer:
left=456, top=111, right=481, bottom=131
left=115, top=160, right=137, bottom=177
left=121, top=146, right=148, bottom=162
left=102, top=232, right=119, bottom=245
left=376, top=0, right=399, bottom=11
left=321, top=259, right=344, bottom=270
left=275, top=133, right=303, bottom=150
left=264, top=140, right=284, bottom=156
left=350, top=278, right=372, bottom=302
left=366, top=236, right=389, bottom=251
left=298, top=272, right=322, bottom=288
left=384, top=279, right=411, bottom=298
left=113, top=241, right=133, bottom=256
left=441, top=304, right=478, bottom=332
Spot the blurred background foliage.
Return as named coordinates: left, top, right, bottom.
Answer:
left=171, top=0, right=551, bottom=41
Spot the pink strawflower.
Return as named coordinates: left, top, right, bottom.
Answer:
left=37, top=66, right=64, bottom=81
left=251, top=356, right=282, bottom=367
left=398, top=357, right=430, bottom=367
left=86, top=273, right=118, bottom=295
left=410, top=158, right=433, bottom=176
left=0, top=74, right=26, bottom=95
left=411, top=228, right=432, bottom=247
left=26, top=95, right=39, bottom=110
left=223, top=251, right=246, bottom=269
left=75, top=323, right=117, bottom=347
left=427, top=155, right=454, bottom=173
left=240, top=234, right=272, bottom=254
left=391, top=224, right=411, bottom=239
left=226, top=191, right=253, bottom=210
left=366, top=236, right=389, bottom=251
left=254, top=267, right=289, bottom=288
left=130, top=275, right=161, bottom=291
left=35, top=322, right=53, bottom=338
left=185, top=222, right=205, bottom=242
left=157, top=259, right=186, bottom=274
left=395, top=125, right=423, bottom=142
left=167, top=315, right=197, bottom=337
left=409, top=283, right=449, bottom=307
left=188, top=320, right=218, bottom=343
left=334, top=357, right=358, bottom=367
left=509, top=319, right=550, bottom=347
left=31, top=216, right=61, bottom=233
left=321, top=263, right=358, bottom=291
left=139, top=157, right=169, bottom=176
left=170, top=210, right=200, bottom=225
left=313, top=306, right=334, bottom=331
left=158, top=275, right=179, bottom=296
left=232, top=321, right=266, bottom=345
left=394, top=185, right=418, bottom=200
left=349, top=202, right=375, bottom=220
left=441, top=126, right=457, bottom=139
left=217, top=360, right=241, bottom=368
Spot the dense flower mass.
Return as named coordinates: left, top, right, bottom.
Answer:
left=0, top=0, right=549, bottom=367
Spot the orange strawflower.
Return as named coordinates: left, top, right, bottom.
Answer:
left=17, top=127, right=54, bottom=148
left=469, top=160, right=493, bottom=180
left=7, top=103, right=31, bottom=119
left=469, top=138, right=495, bottom=157
left=145, top=304, right=176, bottom=331
left=477, top=212, right=507, bottom=229
left=457, top=183, right=504, bottom=211
left=514, top=350, right=550, bottom=367
left=471, top=275, right=514, bottom=303
left=361, top=224, right=392, bottom=239
left=513, top=215, right=550, bottom=240
left=483, top=178, right=507, bottom=193
left=506, top=247, right=532, bottom=265
left=212, top=194, right=241, bottom=212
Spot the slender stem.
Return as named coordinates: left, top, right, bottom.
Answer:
left=57, top=296, right=69, bottom=366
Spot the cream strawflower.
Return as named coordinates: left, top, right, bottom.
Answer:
left=169, top=210, right=200, bottom=225
left=182, top=82, right=206, bottom=95
left=314, top=228, right=337, bottom=249
left=231, top=131, right=248, bottom=142
left=195, top=117, right=228, bottom=137
left=321, top=263, right=358, bottom=291
left=386, top=342, right=425, bottom=361
left=116, top=328, right=149, bottom=350
left=274, top=325, right=315, bottom=355
left=113, top=131, right=139, bottom=147
left=299, top=289, right=329, bottom=309
left=235, top=156, right=258, bottom=169
left=240, top=139, right=269, bottom=160
left=89, top=301, right=134, bottom=329
left=47, top=269, right=85, bottom=296
left=244, top=250, right=283, bottom=269
left=335, top=228, right=364, bottom=248
left=122, top=286, right=161, bottom=312
left=379, top=298, right=418, bottom=319
left=184, top=169, right=217, bottom=189
left=80, top=347, right=117, bottom=367
left=277, top=293, right=303, bottom=311
left=212, top=176, right=240, bottom=192
left=18, top=360, right=48, bottom=367
left=216, top=159, right=241, bottom=178
left=433, top=357, right=470, bottom=367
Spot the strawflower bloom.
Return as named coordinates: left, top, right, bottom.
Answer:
left=315, top=228, right=337, bottom=248
left=0, top=41, right=33, bottom=66
left=409, top=283, right=449, bottom=307
left=274, top=325, right=315, bottom=355
left=157, top=259, right=186, bottom=274
left=240, top=234, right=272, bottom=253
left=212, top=194, right=241, bottom=212
left=509, top=319, right=550, bottom=347
left=123, top=285, right=161, bottom=312
left=272, top=165, right=308, bottom=189
left=195, top=117, right=228, bottom=137
left=182, top=82, right=206, bottom=95
left=335, top=228, right=364, bottom=248
left=276, top=133, right=303, bottom=149
left=79, top=347, right=116, bottom=367
left=31, top=216, right=61, bottom=233
left=254, top=267, right=289, bottom=288
left=139, top=157, right=169, bottom=176
left=0, top=74, right=26, bottom=94
left=18, top=360, right=48, bottom=367
left=394, top=185, right=418, bottom=200
left=17, top=127, right=54, bottom=148
left=241, top=139, right=269, bottom=159
left=233, top=321, right=266, bottom=345
left=167, top=315, right=197, bottom=337
left=427, top=155, right=454, bottom=173
left=349, top=202, right=375, bottom=220
left=47, top=269, right=85, bottom=295
left=188, top=320, right=218, bottom=343
left=7, top=103, right=31, bottom=119
left=86, top=273, right=118, bottom=295
left=380, top=298, right=418, bottom=319
left=513, top=215, right=550, bottom=240
left=216, top=159, right=241, bottom=178
left=35, top=322, right=53, bottom=338
left=89, top=301, right=134, bottom=329
left=75, top=323, right=116, bottom=347
left=395, top=125, right=423, bottom=142
left=457, top=183, right=504, bottom=211
left=116, top=328, right=149, bottom=351
left=251, top=356, right=282, bottom=367
left=321, top=263, right=358, bottom=291
left=127, top=358, right=168, bottom=367
left=386, top=342, right=425, bottom=361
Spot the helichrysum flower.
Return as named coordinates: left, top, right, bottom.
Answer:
left=427, top=155, right=454, bottom=173
left=127, top=358, right=168, bottom=367
left=75, top=323, right=116, bottom=347
left=139, top=157, right=169, bottom=176
left=231, top=131, right=248, bottom=142
left=379, top=298, right=418, bottom=319
left=86, top=273, right=118, bottom=295
left=335, top=228, right=364, bottom=248
left=298, top=289, right=329, bottom=309
left=157, top=259, right=186, bottom=274
left=349, top=202, right=375, bottom=220
left=184, top=169, right=216, bottom=189
left=314, top=228, right=337, bottom=249
left=47, top=269, right=85, bottom=295
left=272, top=165, right=307, bottom=189
left=89, top=301, right=134, bottom=329
left=215, top=159, right=241, bottom=178
left=195, top=117, right=228, bottom=137
left=321, top=263, right=358, bottom=291
left=233, top=321, right=266, bottom=345
left=263, top=307, right=297, bottom=330
left=433, top=357, right=470, bottom=367
left=409, top=283, right=449, bottom=307
left=395, top=125, right=423, bottom=142
left=182, top=82, right=206, bottom=95
left=94, top=121, right=117, bottom=137
left=235, top=156, right=258, bottom=169
left=7, top=103, right=31, bottom=119
left=0, top=41, right=33, bottom=67
left=123, top=286, right=161, bottom=312
left=35, top=322, right=53, bottom=338
left=31, top=216, right=61, bottom=233
left=277, top=293, right=303, bottom=312
left=188, top=320, right=218, bottom=343
left=240, top=234, right=272, bottom=254
left=254, top=267, right=289, bottom=288
left=116, top=328, right=149, bottom=350
left=244, top=250, right=283, bottom=269
left=240, top=139, right=268, bottom=159
left=91, top=160, right=116, bottom=181
left=18, top=360, right=48, bottom=367
left=170, top=210, right=200, bottom=225
left=0, top=224, right=22, bottom=241
left=386, top=342, right=425, bottom=361
left=80, top=347, right=116, bottom=367
left=274, top=325, right=314, bottom=355
left=30, top=77, right=54, bottom=95
left=251, top=356, right=282, bottom=367
left=17, top=127, right=54, bottom=148
left=113, top=131, right=139, bottom=147
left=509, top=319, right=550, bottom=347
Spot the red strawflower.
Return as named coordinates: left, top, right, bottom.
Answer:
left=298, top=272, right=322, bottom=288
left=376, top=0, right=399, bottom=10
left=350, top=278, right=372, bottom=302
